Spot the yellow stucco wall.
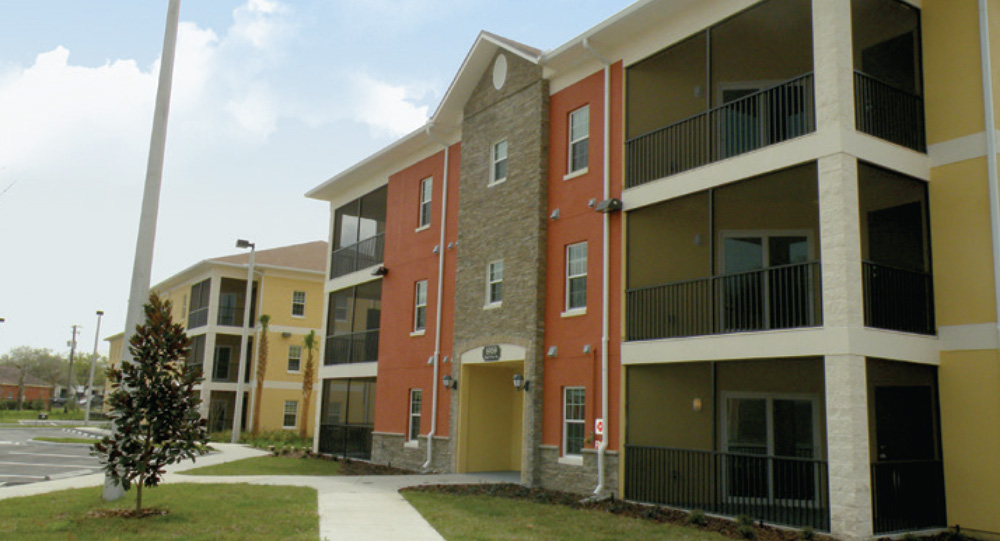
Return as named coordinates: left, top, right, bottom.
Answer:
left=259, top=274, right=324, bottom=330
left=256, top=387, right=317, bottom=436
left=929, top=157, right=997, bottom=326
left=939, top=349, right=1000, bottom=534
left=923, top=0, right=985, bottom=145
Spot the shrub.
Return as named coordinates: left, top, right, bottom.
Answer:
left=799, top=526, right=816, bottom=540
left=685, top=509, right=708, bottom=526
left=738, top=524, right=757, bottom=540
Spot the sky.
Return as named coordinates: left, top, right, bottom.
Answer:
left=0, top=0, right=635, bottom=357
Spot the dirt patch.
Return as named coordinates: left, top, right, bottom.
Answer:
left=402, top=484, right=833, bottom=541
left=87, top=507, right=169, bottom=519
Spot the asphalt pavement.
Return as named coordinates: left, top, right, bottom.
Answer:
left=0, top=427, right=103, bottom=487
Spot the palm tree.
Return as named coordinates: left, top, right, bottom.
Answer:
left=299, top=330, right=317, bottom=439
left=251, top=314, right=270, bottom=435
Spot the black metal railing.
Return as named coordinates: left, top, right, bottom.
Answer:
left=324, top=329, right=379, bottom=366
left=626, top=73, right=815, bottom=188
left=217, top=306, right=246, bottom=327
left=627, top=261, right=822, bottom=341
left=871, top=460, right=946, bottom=534
left=330, top=233, right=385, bottom=279
left=188, top=307, right=209, bottom=329
left=854, top=71, right=926, bottom=152
left=862, top=261, right=935, bottom=335
left=625, top=445, right=830, bottom=531
left=319, top=423, right=373, bottom=459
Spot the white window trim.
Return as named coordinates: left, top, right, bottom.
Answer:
left=282, top=400, right=298, bottom=429
left=489, top=139, right=508, bottom=186
left=408, top=389, right=422, bottom=443
left=414, top=280, right=428, bottom=333
left=418, top=177, right=433, bottom=230
left=716, top=229, right=816, bottom=271
left=291, top=290, right=306, bottom=318
left=485, top=259, right=503, bottom=307
left=568, top=105, right=590, bottom=175
left=287, top=345, right=302, bottom=373
left=562, top=167, right=589, bottom=182
left=563, top=386, right=586, bottom=458
left=561, top=307, right=587, bottom=318
left=565, top=242, right=588, bottom=312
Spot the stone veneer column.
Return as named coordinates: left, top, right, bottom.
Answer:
left=824, top=354, right=872, bottom=540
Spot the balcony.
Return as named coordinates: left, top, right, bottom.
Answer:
left=627, top=74, right=815, bottom=188
left=318, top=423, right=373, bottom=459
left=625, top=445, right=830, bottom=531
left=330, top=233, right=385, bottom=279
left=324, top=329, right=379, bottom=366
left=854, top=71, right=925, bottom=152
left=627, top=261, right=822, bottom=341
left=871, top=459, right=946, bottom=534
left=862, top=262, right=934, bottom=335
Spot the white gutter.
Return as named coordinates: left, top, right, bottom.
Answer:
left=423, top=125, right=450, bottom=470
left=979, top=0, right=1000, bottom=362
left=582, top=37, right=612, bottom=497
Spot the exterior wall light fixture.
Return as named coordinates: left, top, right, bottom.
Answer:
left=513, top=373, right=530, bottom=392
left=442, top=374, right=457, bottom=390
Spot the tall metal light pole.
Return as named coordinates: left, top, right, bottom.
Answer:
left=85, top=311, right=104, bottom=423
left=231, top=239, right=256, bottom=443
left=65, top=325, right=80, bottom=412
left=104, top=0, right=181, bottom=502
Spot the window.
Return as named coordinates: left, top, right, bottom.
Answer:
left=219, top=293, right=238, bottom=326
left=409, top=389, right=422, bottom=441
left=213, top=346, right=232, bottom=380
left=325, top=281, right=382, bottom=365
left=188, top=279, right=211, bottom=329
left=564, top=387, right=586, bottom=456
left=487, top=260, right=503, bottom=305
left=292, top=291, right=306, bottom=317
left=569, top=106, right=589, bottom=174
left=283, top=400, right=298, bottom=429
left=566, top=243, right=587, bottom=311
left=287, top=345, right=302, bottom=372
left=414, top=280, right=428, bottom=332
left=418, top=177, right=432, bottom=228
left=490, top=140, right=508, bottom=185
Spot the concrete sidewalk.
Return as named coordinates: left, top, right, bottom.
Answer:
left=0, top=443, right=515, bottom=540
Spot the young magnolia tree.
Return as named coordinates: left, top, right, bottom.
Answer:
left=250, top=314, right=270, bottom=435
left=93, top=292, right=208, bottom=513
left=299, top=330, right=317, bottom=439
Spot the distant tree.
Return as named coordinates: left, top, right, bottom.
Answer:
left=74, top=353, right=108, bottom=393
left=299, top=330, right=317, bottom=439
left=0, top=347, right=65, bottom=409
left=93, top=292, right=208, bottom=514
left=250, top=314, right=270, bottom=435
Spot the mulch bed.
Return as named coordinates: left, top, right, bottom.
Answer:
left=88, top=508, right=169, bottom=519
left=402, top=483, right=832, bottom=541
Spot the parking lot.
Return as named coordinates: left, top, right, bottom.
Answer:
left=0, top=427, right=103, bottom=487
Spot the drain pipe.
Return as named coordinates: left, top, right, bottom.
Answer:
left=582, top=37, right=612, bottom=497
left=979, top=0, right=1000, bottom=365
left=423, top=124, right=450, bottom=470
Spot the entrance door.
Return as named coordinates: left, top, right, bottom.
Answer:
left=458, top=362, right=523, bottom=473
left=719, top=233, right=811, bottom=331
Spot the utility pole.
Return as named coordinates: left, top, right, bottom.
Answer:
left=85, top=311, right=104, bottom=423
left=65, top=325, right=80, bottom=412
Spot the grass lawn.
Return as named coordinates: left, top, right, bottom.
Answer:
left=179, top=455, right=342, bottom=476
left=32, top=437, right=97, bottom=445
left=0, top=483, right=317, bottom=540
left=403, top=491, right=732, bottom=541
left=0, top=409, right=89, bottom=422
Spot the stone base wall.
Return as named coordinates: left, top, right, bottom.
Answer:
left=538, top=445, right=619, bottom=495
left=371, top=432, right=452, bottom=473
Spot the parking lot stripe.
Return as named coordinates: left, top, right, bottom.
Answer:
left=0, top=461, right=96, bottom=469
left=8, top=452, right=90, bottom=459
left=0, top=474, right=46, bottom=479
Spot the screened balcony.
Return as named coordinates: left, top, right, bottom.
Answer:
left=330, top=186, right=386, bottom=279
left=626, top=164, right=822, bottom=341
left=324, top=281, right=381, bottom=366
left=216, top=278, right=257, bottom=328
left=852, top=0, right=925, bottom=152
left=625, top=0, right=814, bottom=188
left=319, top=378, right=375, bottom=459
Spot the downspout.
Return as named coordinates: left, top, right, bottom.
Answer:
left=582, top=37, right=612, bottom=496
left=979, top=0, right=1000, bottom=362
left=424, top=124, right=450, bottom=470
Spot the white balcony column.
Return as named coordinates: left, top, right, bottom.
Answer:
left=824, top=354, right=873, bottom=541
left=199, top=332, right=217, bottom=419
left=207, top=274, right=223, bottom=330
left=818, top=153, right=865, bottom=328
left=812, top=0, right=856, bottom=134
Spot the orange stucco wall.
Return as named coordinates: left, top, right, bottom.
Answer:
left=542, top=62, right=624, bottom=455
left=374, top=143, right=461, bottom=437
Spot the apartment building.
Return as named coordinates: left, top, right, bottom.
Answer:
left=308, top=1, right=1000, bottom=539
left=106, top=241, right=326, bottom=436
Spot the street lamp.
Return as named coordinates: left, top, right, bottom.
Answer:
left=85, top=311, right=104, bottom=423
left=65, top=325, right=80, bottom=412
left=231, top=239, right=255, bottom=443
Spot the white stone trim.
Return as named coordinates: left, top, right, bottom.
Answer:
left=318, top=361, right=377, bottom=379
left=460, top=344, right=526, bottom=365
left=262, top=381, right=305, bottom=391
left=325, top=270, right=381, bottom=294
left=939, top=322, right=1000, bottom=351
left=927, top=130, right=1000, bottom=167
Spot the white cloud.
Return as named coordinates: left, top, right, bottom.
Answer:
left=349, top=72, right=430, bottom=138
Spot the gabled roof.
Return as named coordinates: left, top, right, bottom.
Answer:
left=0, top=365, right=52, bottom=388
left=211, top=240, right=328, bottom=273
